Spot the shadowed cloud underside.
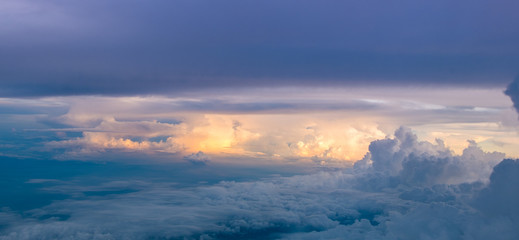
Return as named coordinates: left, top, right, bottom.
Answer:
left=1, top=0, right=519, bottom=96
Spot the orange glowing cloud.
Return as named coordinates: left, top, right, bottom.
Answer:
left=39, top=86, right=519, bottom=162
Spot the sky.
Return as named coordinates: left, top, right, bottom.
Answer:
left=1, top=0, right=519, bottom=239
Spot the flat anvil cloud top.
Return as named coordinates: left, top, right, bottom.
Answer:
left=1, top=0, right=519, bottom=96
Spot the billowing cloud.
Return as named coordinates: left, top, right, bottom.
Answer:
left=44, top=118, right=186, bottom=159
left=1, top=128, right=517, bottom=239
left=505, top=76, right=519, bottom=116
left=474, top=159, right=519, bottom=219
left=356, top=127, right=505, bottom=186
left=184, top=151, right=210, bottom=165
left=48, top=131, right=181, bottom=154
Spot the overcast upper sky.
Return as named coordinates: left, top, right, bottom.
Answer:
left=1, top=0, right=519, bottom=96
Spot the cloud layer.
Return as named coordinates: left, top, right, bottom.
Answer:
left=1, top=128, right=516, bottom=239
left=3, top=85, right=517, bottom=163
left=1, top=0, right=519, bottom=96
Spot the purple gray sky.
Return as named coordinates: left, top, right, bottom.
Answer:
left=1, top=0, right=519, bottom=96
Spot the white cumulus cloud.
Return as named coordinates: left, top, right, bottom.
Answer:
left=1, top=127, right=518, bottom=239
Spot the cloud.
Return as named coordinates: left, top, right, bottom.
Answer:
left=2, top=127, right=517, bottom=239
left=473, top=159, right=519, bottom=219
left=44, top=118, right=185, bottom=159
left=505, top=76, right=519, bottom=116
left=40, top=101, right=389, bottom=162
left=1, top=0, right=519, bottom=97
left=184, top=151, right=210, bottom=165
left=3, top=89, right=519, bottom=162
left=355, top=127, right=504, bottom=188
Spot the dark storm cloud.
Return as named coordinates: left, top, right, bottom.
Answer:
left=505, top=76, right=519, bottom=116
left=1, top=0, right=519, bottom=96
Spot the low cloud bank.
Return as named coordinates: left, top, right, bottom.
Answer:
left=1, top=128, right=517, bottom=239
